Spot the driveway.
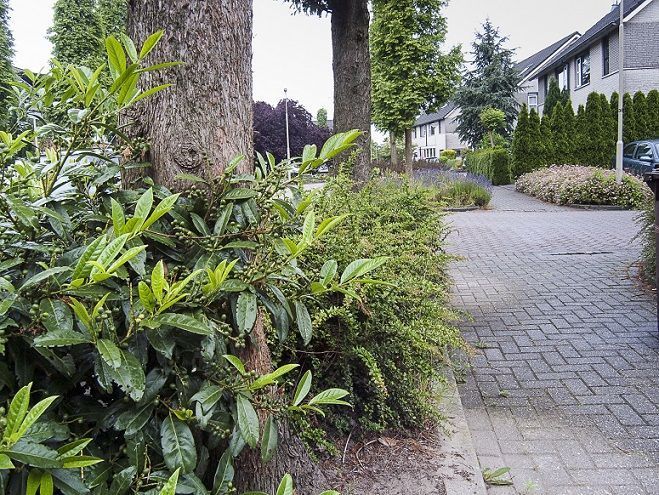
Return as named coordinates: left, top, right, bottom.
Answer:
left=448, top=186, right=659, bottom=494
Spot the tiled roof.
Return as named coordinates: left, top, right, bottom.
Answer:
left=515, top=32, right=580, bottom=81
left=538, top=0, right=648, bottom=74
left=414, top=102, right=457, bottom=126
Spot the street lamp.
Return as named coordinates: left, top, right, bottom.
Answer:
left=284, top=88, right=291, bottom=161
left=615, top=0, right=625, bottom=184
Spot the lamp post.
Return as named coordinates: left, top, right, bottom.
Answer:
left=284, top=88, right=291, bottom=161
left=615, top=0, right=625, bottom=184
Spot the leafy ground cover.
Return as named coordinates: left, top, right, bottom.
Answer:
left=516, top=165, right=650, bottom=209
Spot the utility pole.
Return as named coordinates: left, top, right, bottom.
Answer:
left=284, top=88, right=291, bottom=161
left=615, top=0, right=624, bottom=184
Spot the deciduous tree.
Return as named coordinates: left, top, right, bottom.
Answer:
left=0, top=0, right=14, bottom=126
left=370, top=0, right=461, bottom=172
left=97, top=0, right=127, bottom=38
left=316, top=107, right=328, bottom=128
left=284, top=0, right=371, bottom=181
left=454, top=20, right=519, bottom=147
left=255, top=99, right=331, bottom=162
left=49, top=0, right=103, bottom=67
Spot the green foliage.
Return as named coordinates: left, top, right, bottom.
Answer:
left=454, top=20, right=520, bottom=147
left=370, top=0, right=462, bottom=136
left=434, top=180, right=491, bottom=207
left=511, top=105, right=531, bottom=177
left=633, top=91, right=649, bottom=141
left=623, top=92, right=636, bottom=144
left=439, top=149, right=457, bottom=160
left=539, top=113, right=553, bottom=167
left=582, top=92, right=607, bottom=167
left=543, top=77, right=561, bottom=119
left=636, top=196, right=655, bottom=286
left=97, top=0, right=127, bottom=39
left=316, top=108, right=328, bottom=128
left=479, top=107, right=506, bottom=148
left=49, top=0, right=104, bottom=68
left=0, top=0, right=13, bottom=127
left=282, top=176, right=464, bottom=431
left=465, top=148, right=512, bottom=185
left=0, top=34, right=368, bottom=493
left=647, top=89, right=659, bottom=138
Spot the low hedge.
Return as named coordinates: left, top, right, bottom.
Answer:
left=287, top=175, right=465, bottom=431
left=515, top=165, right=651, bottom=208
left=465, top=148, right=512, bottom=185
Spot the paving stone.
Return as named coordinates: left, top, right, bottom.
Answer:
left=448, top=187, right=659, bottom=494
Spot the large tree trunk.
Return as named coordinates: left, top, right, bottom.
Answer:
left=125, top=2, right=318, bottom=492
left=404, top=128, right=413, bottom=175
left=125, top=0, right=253, bottom=188
left=330, top=0, right=371, bottom=183
left=389, top=131, right=398, bottom=168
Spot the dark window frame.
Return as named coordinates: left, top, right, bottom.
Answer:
left=602, top=36, right=610, bottom=76
left=576, top=50, right=591, bottom=87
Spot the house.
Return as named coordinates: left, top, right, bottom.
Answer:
left=533, top=0, right=659, bottom=113
left=412, top=102, right=468, bottom=159
left=515, top=32, right=581, bottom=112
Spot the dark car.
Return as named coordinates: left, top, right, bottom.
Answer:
left=620, top=139, right=659, bottom=176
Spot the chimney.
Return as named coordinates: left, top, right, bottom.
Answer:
left=611, top=1, right=620, bottom=12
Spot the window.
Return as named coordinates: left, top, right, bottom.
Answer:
left=576, top=51, right=590, bottom=87
left=556, top=64, right=569, bottom=90
left=624, top=143, right=637, bottom=158
left=635, top=143, right=653, bottom=161
left=602, top=36, right=610, bottom=76
left=413, top=127, right=417, bottom=139
left=430, top=125, right=436, bottom=136
left=528, top=93, right=538, bottom=111
left=420, top=125, right=426, bottom=137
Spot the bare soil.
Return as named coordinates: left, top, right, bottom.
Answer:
left=322, top=425, right=448, bottom=495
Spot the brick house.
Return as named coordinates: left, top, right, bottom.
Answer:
left=533, top=0, right=659, bottom=113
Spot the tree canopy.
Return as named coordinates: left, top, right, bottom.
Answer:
left=370, top=0, right=461, bottom=138
left=254, top=99, right=331, bottom=162
left=0, top=0, right=14, bottom=126
left=454, top=20, right=520, bottom=147
left=49, top=0, right=104, bottom=67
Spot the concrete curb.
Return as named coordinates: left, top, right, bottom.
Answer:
left=445, top=206, right=482, bottom=212
left=436, top=365, right=488, bottom=495
left=565, top=203, right=630, bottom=211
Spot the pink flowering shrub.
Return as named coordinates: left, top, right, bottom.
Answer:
left=515, top=165, right=651, bottom=209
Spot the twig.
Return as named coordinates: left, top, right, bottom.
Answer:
left=342, top=428, right=354, bottom=465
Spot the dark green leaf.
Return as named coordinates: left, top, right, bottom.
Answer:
left=160, top=415, right=197, bottom=474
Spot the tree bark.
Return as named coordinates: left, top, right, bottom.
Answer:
left=389, top=131, right=397, bottom=168
left=330, top=0, right=371, bottom=183
left=125, top=0, right=253, bottom=188
left=404, top=128, right=413, bottom=175
left=125, top=2, right=319, bottom=492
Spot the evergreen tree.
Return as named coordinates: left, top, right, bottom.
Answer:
left=539, top=113, right=553, bottom=166
left=454, top=20, right=519, bottom=147
left=0, top=0, right=14, bottom=127
left=511, top=104, right=531, bottom=176
left=583, top=92, right=605, bottom=166
left=610, top=91, right=619, bottom=125
left=575, top=104, right=587, bottom=165
left=527, top=108, right=544, bottom=171
left=543, top=77, right=561, bottom=118
left=371, top=0, right=462, bottom=170
left=632, top=91, right=649, bottom=141
left=550, top=101, right=567, bottom=164
left=599, top=93, right=616, bottom=165
left=647, top=89, right=659, bottom=138
left=560, top=88, right=570, bottom=107
left=562, top=101, right=577, bottom=163
left=316, top=107, right=328, bottom=128
left=623, top=92, right=636, bottom=144
left=49, top=0, right=103, bottom=67
left=97, top=0, right=127, bottom=38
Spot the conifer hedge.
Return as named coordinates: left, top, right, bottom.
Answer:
left=511, top=89, right=659, bottom=172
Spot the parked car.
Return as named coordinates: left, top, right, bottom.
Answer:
left=618, top=139, right=659, bottom=176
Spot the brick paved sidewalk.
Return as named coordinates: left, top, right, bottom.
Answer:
left=448, top=187, right=659, bottom=495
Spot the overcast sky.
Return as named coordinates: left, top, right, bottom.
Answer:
left=10, top=0, right=617, bottom=120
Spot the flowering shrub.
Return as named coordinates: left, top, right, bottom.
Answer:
left=516, top=165, right=651, bottom=209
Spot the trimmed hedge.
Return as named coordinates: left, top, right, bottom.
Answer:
left=465, top=148, right=512, bottom=185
